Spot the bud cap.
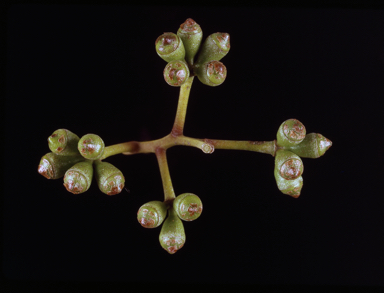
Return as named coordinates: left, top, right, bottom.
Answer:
left=78, top=134, right=105, bottom=160
left=63, top=160, right=93, bottom=194
left=163, top=60, right=190, bottom=86
left=177, top=18, right=203, bottom=65
left=155, top=32, right=185, bottom=62
left=274, top=168, right=303, bottom=198
left=159, top=208, right=186, bottom=254
left=195, top=32, right=230, bottom=65
left=48, top=129, right=80, bottom=156
left=195, top=60, right=227, bottom=87
left=173, top=193, right=203, bottom=221
left=277, top=119, right=306, bottom=147
left=275, top=150, right=304, bottom=180
left=288, top=133, right=332, bottom=158
left=137, top=201, right=168, bottom=228
left=38, top=152, right=84, bottom=179
left=94, top=160, right=125, bottom=195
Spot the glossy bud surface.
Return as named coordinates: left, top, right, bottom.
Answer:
left=276, top=119, right=306, bottom=147
left=38, top=152, right=84, bottom=179
left=195, top=32, right=230, bottom=65
left=195, top=60, right=227, bottom=87
left=177, top=18, right=203, bottom=65
left=94, top=160, right=125, bottom=195
left=275, top=150, right=304, bottom=180
left=163, top=60, right=190, bottom=86
left=288, top=133, right=332, bottom=158
left=48, top=129, right=80, bottom=156
left=155, top=32, right=185, bottom=62
left=137, top=201, right=168, bottom=228
left=173, top=193, right=203, bottom=221
left=63, top=160, right=93, bottom=194
left=78, top=134, right=105, bottom=160
left=159, top=208, right=186, bottom=254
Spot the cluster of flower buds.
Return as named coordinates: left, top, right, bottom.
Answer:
left=38, top=129, right=125, bottom=195
left=274, top=119, right=332, bottom=197
left=137, top=193, right=203, bottom=254
left=155, top=18, right=230, bottom=87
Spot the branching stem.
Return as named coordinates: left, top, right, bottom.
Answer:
left=99, top=78, right=277, bottom=202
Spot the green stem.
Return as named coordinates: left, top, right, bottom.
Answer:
left=202, top=139, right=277, bottom=156
left=172, top=76, right=194, bottom=137
left=155, top=147, right=176, bottom=203
left=101, top=141, right=140, bottom=160
left=174, top=135, right=214, bottom=153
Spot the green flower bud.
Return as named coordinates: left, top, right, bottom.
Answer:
left=38, top=152, right=84, bottom=180
left=155, top=32, right=185, bottom=63
left=48, top=129, right=80, bottom=156
left=288, top=133, right=332, bottom=158
left=275, top=150, right=304, bottom=180
left=274, top=168, right=303, bottom=198
left=276, top=119, right=306, bottom=147
left=63, top=160, right=93, bottom=194
left=195, top=60, right=227, bottom=87
left=94, top=160, right=125, bottom=195
left=159, top=207, right=186, bottom=254
left=177, top=18, right=203, bottom=65
left=173, top=193, right=203, bottom=221
left=195, top=32, right=230, bottom=65
left=78, top=134, right=105, bottom=160
left=137, top=201, right=168, bottom=228
left=163, top=60, right=190, bottom=86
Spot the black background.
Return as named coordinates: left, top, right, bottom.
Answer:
left=3, top=3, right=384, bottom=292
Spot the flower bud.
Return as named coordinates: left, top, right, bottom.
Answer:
left=137, top=201, right=168, bottom=228
left=177, top=18, right=203, bottom=65
left=276, top=119, right=306, bottom=147
left=94, top=160, right=125, bottom=195
left=63, top=160, right=93, bottom=194
left=159, top=208, right=186, bottom=254
left=48, top=129, right=80, bottom=156
left=195, top=60, right=227, bottom=87
left=38, top=152, right=84, bottom=180
left=173, top=193, right=203, bottom=221
left=274, top=168, right=303, bottom=198
left=155, top=32, right=185, bottom=63
left=288, top=133, right=332, bottom=158
left=163, top=60, right=190, bottom=86
left=275, top=150, right=304, bottom=180
left=78, top=134, right=105, bottom=160
left=195, top=32, right=230, bottom=65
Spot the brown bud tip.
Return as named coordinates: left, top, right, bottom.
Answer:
left=280, top=158, right=303, bottom=180
left=179, top=18, right=201, bottom=34
left=63, top=171, right=86, bottom=194
left=105, top=175, right=125, bottom=195
left=318, top=134, right=332, bottom=156
left=173, top=193, right=203, bottom=221
left=63, top=161, right=93, bottom=194
left=284, top=119, right=306, bottom=142
left=78, top=134, right=105, bottom=160
left=38, top=158, right=53, bottom=179
left=137, top=201, right=167, bottom=228
left=38, top=152, right=84, bottom=180
left=163, top=60, right=190, bottom=86
left=213, top=33, right=230, bottom=51
left=159, top=208, right=186, bottom=254
left=207, top=61, right=227, bottom=85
